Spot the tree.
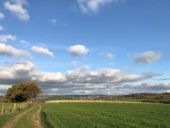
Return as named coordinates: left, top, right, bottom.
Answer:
left=5, top=81, right=41, bottom=103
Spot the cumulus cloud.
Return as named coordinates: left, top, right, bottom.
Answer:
left=69, top=45, right=89, bottom=56
left=31, top=46, right=54, bottom=57
left=77, top=0, right=118, bottom=13
left=4, top=0, right=30, bottom=21
left=0, top=43, right=28, bottom=57
left=0, top=61, right=163, bottom=95
left=135, top=51, right=161, bottom=64
left=0, top=61, right=66, bottom=85
left=38, top=72, right=66, bottom=83
left=0, top=34, right=16, bottom=43
left=0, top=12, right=5, bottom=20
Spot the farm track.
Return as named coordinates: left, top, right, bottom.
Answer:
left=33, top=105, right=43, bottom=128
left=2, top=104, right=43, bottom=128
left=2, top=106, right=34, bottom=128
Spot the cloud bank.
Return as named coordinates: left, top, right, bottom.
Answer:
left=0, top=61, right=168, bottom=95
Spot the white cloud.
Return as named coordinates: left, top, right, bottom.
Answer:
left=0, top=12, right=5, bottom=20
left=0, top=61, right=164, bottom=95
left=0, top=34, right=16, bottom=43
left=38, top=72, right=66, bottom=82
left=0, top=43, right=28, bottom=57
left=135, top=51, right=161, bottom=64
left=65, top=67, right=158, bottom=86
left=4, top=0, right=30, bottom=21
left=77, top=0, right=114, bottom=13
left=0, top=61, right=66, bottom=84
left=31, top=45, right=54, bottom=57
left=69, top=44, right=89, bottom=56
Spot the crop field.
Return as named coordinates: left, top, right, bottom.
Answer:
left=0, top=102, right=170, bottom=128
left=42, top=103, right=170, bottom=128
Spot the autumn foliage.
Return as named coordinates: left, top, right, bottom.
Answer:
left=5, top=81, right=41, bottom=103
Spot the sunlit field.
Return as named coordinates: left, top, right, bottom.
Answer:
left=41, top=103, right=170, bottom=128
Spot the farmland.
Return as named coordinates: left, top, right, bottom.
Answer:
left=41, top=102, right=170, bottom=128
left=0, top=102, right=170, bottom=128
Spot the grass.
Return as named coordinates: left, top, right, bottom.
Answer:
left=42, top=103, right=170, bottom=128
left=0, top=103, right=31, bottom=127
left=0, top=103, right=13, bottom=110
left=14, top=104, right=39, bottom=128
left=1, top=102, right=170, bottom=128
left=0, top=103, right=28, bottom=112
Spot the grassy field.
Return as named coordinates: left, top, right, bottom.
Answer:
left=42, top=103, right=170, bottom=128
left=0, top=102, right=170, bottom=128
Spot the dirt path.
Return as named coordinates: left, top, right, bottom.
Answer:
left=3, top=107, right=34, bottom=128
left=32, top=105, right=43, bottom=128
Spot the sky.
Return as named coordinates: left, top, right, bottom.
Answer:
left=0, top=0, right=170, bottom=95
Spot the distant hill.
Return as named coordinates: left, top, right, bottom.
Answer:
left=124, top=92, right=170, bottom=103
left=39, top=92, right=170, bottom=104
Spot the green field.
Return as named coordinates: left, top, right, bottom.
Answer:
left=0, top=102, right=170, bottom=128
left=41, top=103, right=170, bottom=128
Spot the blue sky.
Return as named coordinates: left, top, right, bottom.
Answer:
left=0, top=0, right=170, bottom=95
